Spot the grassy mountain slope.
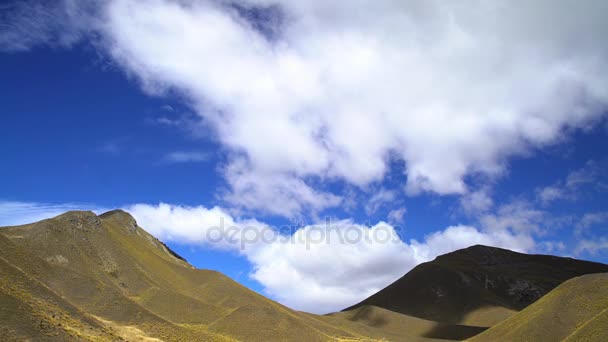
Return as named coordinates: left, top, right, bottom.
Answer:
left=0, top=210, right=460, bottom=341
left=0, top=234, right=121, bottom=341
left=0, top=215, right=228, bottom=342
left=344, top=245, right=608, bottom=326
left=325, top=305, right=487, bottom=341
left=469, top=273, right=608, bottom=342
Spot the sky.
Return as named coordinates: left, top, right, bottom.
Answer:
left=1, top=0, right=608, bottom=314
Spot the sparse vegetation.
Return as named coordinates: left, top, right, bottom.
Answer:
left=345, top=245, right=608, bottom=326
left=1, top=211, right=606, bottom=341
left=469, top=273, right=608, bottom=342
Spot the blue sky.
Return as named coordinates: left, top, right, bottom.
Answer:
left=1, top=0, right=608, bottom=314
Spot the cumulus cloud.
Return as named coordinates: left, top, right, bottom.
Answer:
left=246, top=220, right=414, bottom=313
left=0, top=200, right=548, bottom=313
left=2, top=1, right=608, bottom=216
left=126, top=203, right=240, bottom=247
left=479, top=201, right=546, bottom=236
left=98, top=0, right=608, bottom=216
left=125, top=202, right=535, bottom=313
left=409, top=225, right=532, bottom=261
left=221, top=157, right=342, bottom=217
left=460, top=187, right=494, bottom=216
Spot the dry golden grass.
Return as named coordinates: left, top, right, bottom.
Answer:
left=469, top=273, right=608, bottom=342
left=345, top=245, right=608, bottom=327
left=0, top=210, right=455, bottom=341
left=4, top=210, right=603, bottom=341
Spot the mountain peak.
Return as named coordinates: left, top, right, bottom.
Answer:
left=456, top=244, right=516, bottom=254
left=435, top=244, right=530, bottom=265
left=54, top=210, right=102, bottom=230
left=56, top=210, right=98, bottom=219
left=99, top=209, right=138, bottom=232
left=99, top=209, right=133, bottom=220
left=344, top=244, right=608, bottom=325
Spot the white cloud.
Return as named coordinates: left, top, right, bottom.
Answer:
left=2, top=1, right=608, bottom=216
left=387, top=207, right=406, bottom=223
left=537, top=186, right=565, bottom=204
left=150, top=107, right=210, bottom=139
left=160, top=104, right=174, bottom=111
left=479, top=201, right=546, bottom=236
left=125, top=202, right=535, bottom=313
left=409, top=225, right=533, bottom=261
left=164, top=151, right=209, bottom=163
left=0, top=1, right=73, bottom=51
left=0, top=200, right=542, bottom=313
left=125, top=203, right=241, bottom=248
left=98, top=0, right=608, bottom=216
left=536, top=160, right=606, bottom=205
left=221, top=157, right=342, bottom=217
left=245, top=220, right=415, bottom=313
left=460, top=187, right=494, bottom=216
left=364, top=189, right=396, bottom=216
left=575, top=211, right=608, bottom=235
left=0, top=201, right=107, bottom=226
left=575, top=238, right=608, bottom=256
left=538, top=240, right=567, bottom=254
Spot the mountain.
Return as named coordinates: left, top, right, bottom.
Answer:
left=0, top=210, right=467, bottom=341
left=344, top=245, right=608, bottom=326
left=2, top=211, right=606, bottom=341
left=470, top=273, right=608, bottom=341
left=327, top=305, right=487, bottom=341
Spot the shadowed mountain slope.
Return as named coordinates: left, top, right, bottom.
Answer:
left=0, top=210, right=468, bottom=341
left=344, top=245, right=608, bottom=326
left=326, top=305, right=487, bottom=341
left=469, top=273, right=608, bottom=342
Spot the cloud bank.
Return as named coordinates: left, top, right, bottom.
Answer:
left=2, top=1, right=608, bottom=217
left=125, top=202, right=534, bottom=313
left=0, top=200, right=596, bottom=313
left=101, top=0, right=608, bottom=216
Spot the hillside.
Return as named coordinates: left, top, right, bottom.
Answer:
left=0, top=210, right=458, bottom=341
left=2, top=210, right=606, bottom=341
left=344, top=245, right=608, bottom=326
left=469, top=273, right=608, bottom=342
left=326, top=305, right=487, bottom=341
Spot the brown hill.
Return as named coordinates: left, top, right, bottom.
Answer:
left=344, top=245, right=608, bottom=326
left=3, top=211, right=606, bottom=341
left=327, top=305, right=487, bottom=341
left=0, top=210, right=463, bottom=341
left=469, top=272, right=608, bottom=342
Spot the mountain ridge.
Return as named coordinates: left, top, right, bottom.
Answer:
left=1, top=210, right=607, bottom=341
left=344, top=243, right=608, bottom=326
left=0, top=209, right=471, bottom=341
left=470, top=272, right=608, bottom=341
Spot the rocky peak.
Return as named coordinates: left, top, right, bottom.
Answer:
left=99, top=209, right=138, bottom=232
left=54, top=210, right=102, bottom=231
